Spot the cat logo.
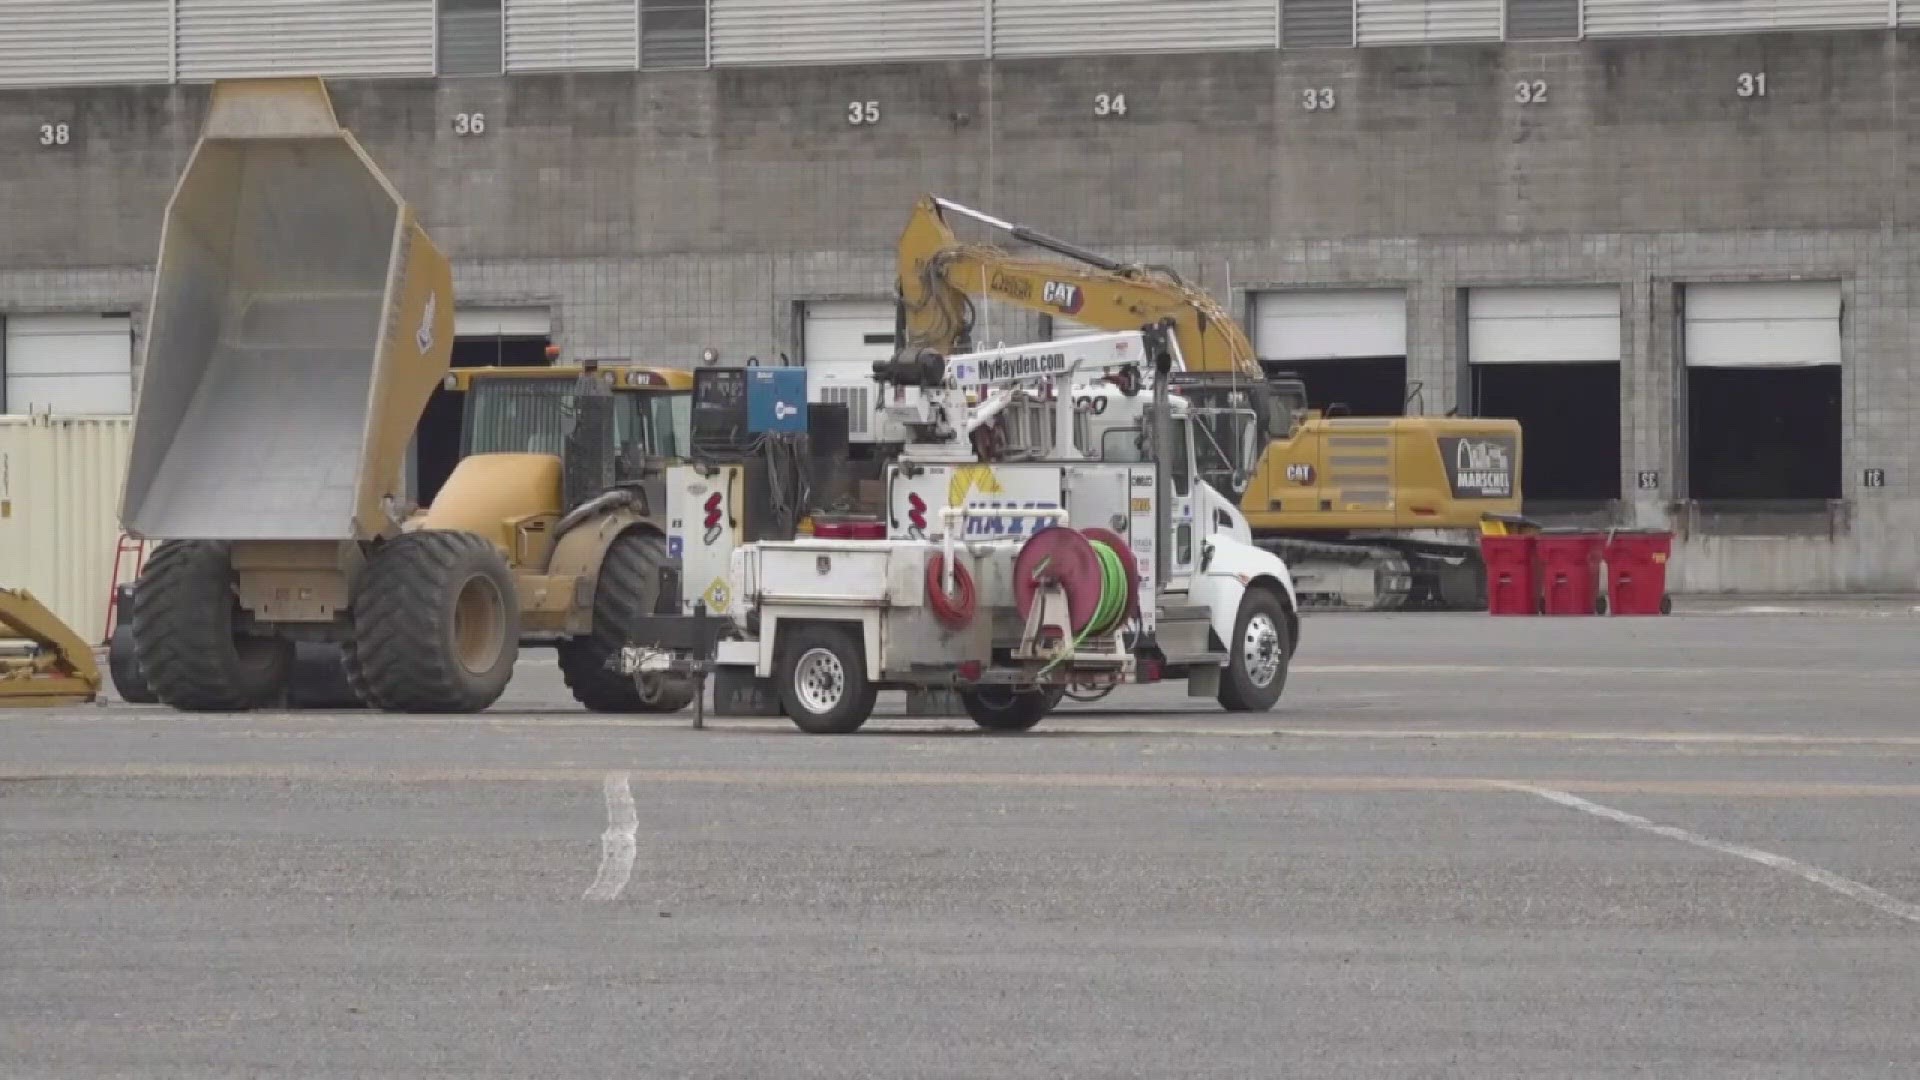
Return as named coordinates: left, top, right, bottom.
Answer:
left=1042, top=281, right=1084, bottom=315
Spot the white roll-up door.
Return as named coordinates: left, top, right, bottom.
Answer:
left=1683, top=282, right=1841, bottom=368
left=1252, top=290, right=1407, bottom=361
left=1902, top=0, right=1920, bottom=26
left=1584, top=0, right=1882, bottom=36
left=505, top=0, right=638, bottom=72
left=1355, top=0, right=1501, bottom=45
left=711, top=0, right=982, bottom=66
left=455, top=307, right=553, bottom=338
left=0, top=2, right=171, bottom=87
left=3, top=314, right=134, bottom=415
left=992, top=0, right=1277, bottom=57
left=176, top=0, right=435, bottom=80
left=1467, top=286, right=1621, bottom=364
left=802, top=301, right=896, bottom=365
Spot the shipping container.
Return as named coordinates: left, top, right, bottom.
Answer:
left=0, top=415, right=135, bottom=646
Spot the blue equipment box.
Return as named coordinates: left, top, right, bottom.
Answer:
left=746, top=367, right=808, bottom=434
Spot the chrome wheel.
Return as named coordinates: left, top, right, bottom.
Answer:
left=1240, top=612, right=1282, bottom=688
left=792, top=647, right=846, bottom=714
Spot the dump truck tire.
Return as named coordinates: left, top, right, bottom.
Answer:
left=353, top=530, right=518, bottom=713
left=557, top=528, right=680, bottom=712
left=107, top=619, right=157, bottom=704
left=131, top=540, right=293, bottom=712
left=286, top=643, right=365, bottom=709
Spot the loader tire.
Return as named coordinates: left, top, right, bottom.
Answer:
left=107, top=617, right=157, bottom=704
left=131, top=540, right=293, bottom=712
left=1216, top=587, right=1292, bottom=713
left=353, top=530, right=518, bottom=714
left=557, top=529, right=689, bottom=712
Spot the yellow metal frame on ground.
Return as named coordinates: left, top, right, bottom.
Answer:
left=0, top=588, right=103, bottom=707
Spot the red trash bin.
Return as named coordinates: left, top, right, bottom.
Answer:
left=1536, top=531, right=1606, bottom=616
left=1604, top=530, right=1674, bottom=616
left=1479, top=533, right=1540, bottom=616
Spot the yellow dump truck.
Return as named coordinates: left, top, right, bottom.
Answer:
left=119, top=78, right=688, bottom=714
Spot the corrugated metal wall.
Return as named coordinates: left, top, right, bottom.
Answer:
left=710, top=0, right=980, bottom=66
left=0, top=415, right=134, bottom=645
left=1357, top=0, right=1501, bottom=44
left=440, top=0, right=505, bottom=75
left=0, top=1, right=172, bottom=87
left=1584, top=0, right=1886, bottom=36
left=1284, top=0, right=1356, bottom=46
left=1899, top=0, right=1920, bottom=24
left=504, top=0, right=639, bottom=71
left=1506, top=0, right=1580, bottom=39
left=993, top=0, right=1277, bottom=57
left=641, top=0, right=708, bottom=68
left=176, top=0, right=435, bottom=80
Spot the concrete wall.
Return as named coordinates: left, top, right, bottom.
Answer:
left=3, top=30, right=1917, bottom=592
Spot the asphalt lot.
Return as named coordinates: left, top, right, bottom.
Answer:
left=5, top=607, right=1919, bottom=1078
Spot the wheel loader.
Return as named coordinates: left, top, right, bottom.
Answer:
left=119, top=77, right=686, bottom=715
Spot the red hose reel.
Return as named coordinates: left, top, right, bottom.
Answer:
left=926, top=553, right=977, bottom=629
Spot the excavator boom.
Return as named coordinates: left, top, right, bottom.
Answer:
left=0, top=589, right=102, bottom=707
left=898, top=195, right=1260, bottom=379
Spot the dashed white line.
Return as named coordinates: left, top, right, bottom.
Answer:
left=1503, top=782, right=1920, bottom=925
left=583, top=771, right=637, bottom=903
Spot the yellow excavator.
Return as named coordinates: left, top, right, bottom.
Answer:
left=895, top=194, right=1523, bottom=610
left=1, top=589, right=102, bottom=707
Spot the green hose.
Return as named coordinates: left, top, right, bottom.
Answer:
left=1084, top=539, right=1129, bottom=638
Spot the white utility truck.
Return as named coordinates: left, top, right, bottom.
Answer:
left=632, top=325, right=1301, bottom=734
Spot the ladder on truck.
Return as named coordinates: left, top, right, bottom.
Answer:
left=100, top=533, right=149, bottom=645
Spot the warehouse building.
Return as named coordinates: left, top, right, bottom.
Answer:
left=1, top=0, right=1916, bottom=599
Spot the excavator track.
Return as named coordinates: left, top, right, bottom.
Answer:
left=1258, top=537, right=1488, bottom=613
left=1259, top=538, right=1415, bottom=612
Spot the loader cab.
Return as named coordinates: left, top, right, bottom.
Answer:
left=453, top=366, right=694, bottom=467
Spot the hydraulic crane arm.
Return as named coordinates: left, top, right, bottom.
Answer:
left=896, top=195, right=1262, bottom=381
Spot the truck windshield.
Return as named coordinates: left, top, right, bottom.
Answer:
left=462, top=378, right=692, bottom=461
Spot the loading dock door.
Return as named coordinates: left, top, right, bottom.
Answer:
left=1251, top=289, right=1408, bottom=417
left=1468, top=286, right=1623, bottom=508
left=802, top=300, right=896, bottom=364
left=1683, top=281, right=1841, bottom=501
left=2, top=313, right=133, bottom=414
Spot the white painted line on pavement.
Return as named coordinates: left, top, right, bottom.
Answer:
left=1504, top=782, right=1920, bottom=925
left=583, top=771, right=638, bottom=903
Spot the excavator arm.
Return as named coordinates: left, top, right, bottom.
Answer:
left=0, top=589, right=102, bottom=707
left=897, top=195, right=1261, bottom=380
